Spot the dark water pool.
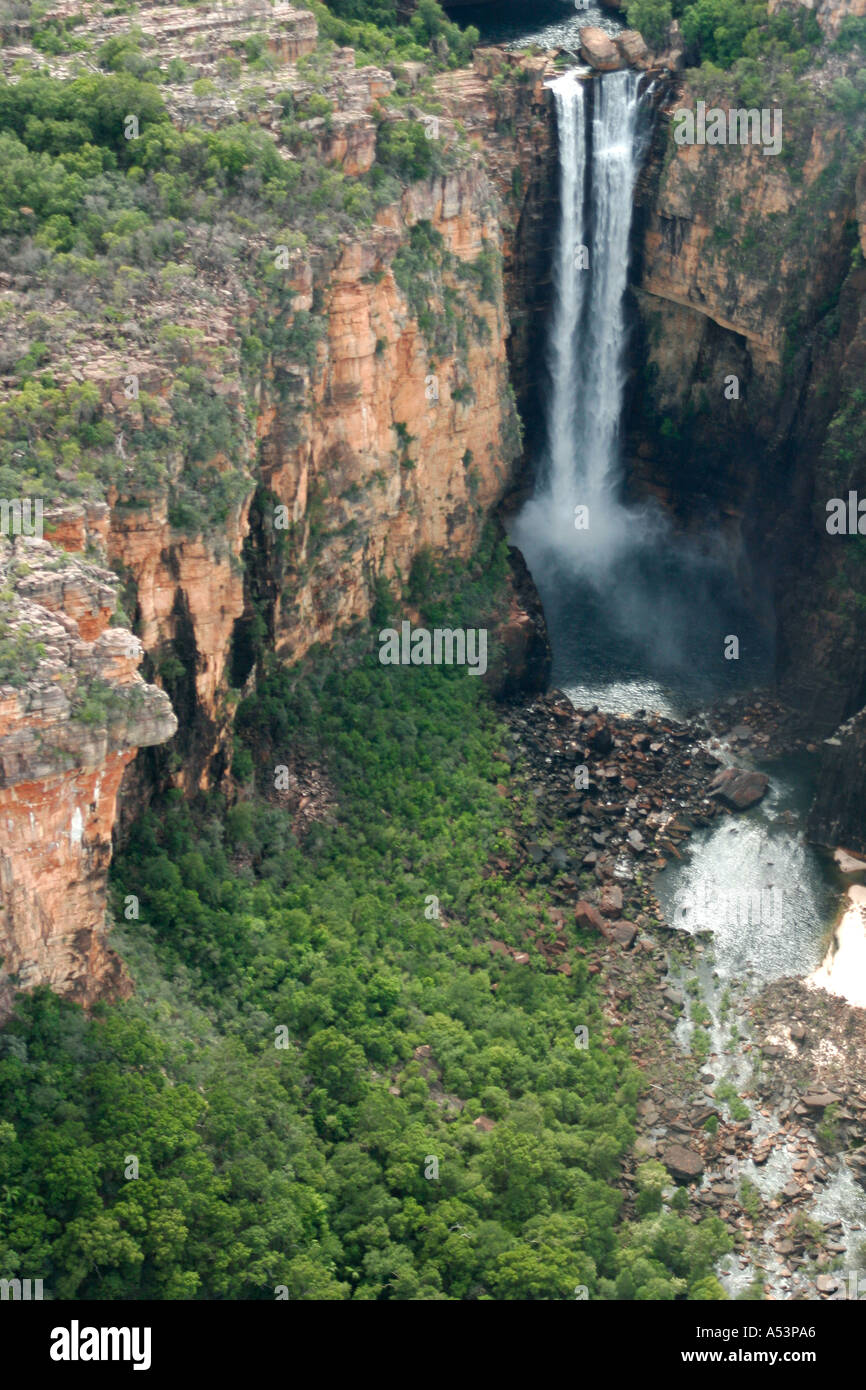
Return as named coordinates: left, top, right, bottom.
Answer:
left=444, top=0, right=622, bottom=50
left=522, top=537, right=776, bottom=721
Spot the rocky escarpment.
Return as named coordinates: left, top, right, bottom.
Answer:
left=769, top=0, right=866, bottom=38
left=0, top=6, right=567, bottom=1011
left=436, top=48, right=560, bottom=433
left=625, top=12, right=866, bottom=840
left=0, top=538, right=176, bottom=1020
left=630, top=74, right=861, bottom=532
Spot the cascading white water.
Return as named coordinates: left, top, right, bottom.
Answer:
left=546, top=71, right=587, bottom=523
left=514, top=67, right=647, bottom=567
left=579, top=69, right=643, bottom=515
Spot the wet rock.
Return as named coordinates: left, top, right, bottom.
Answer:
left=708, top=766, right=769, bottom=810
left=587, top=719, right=613, bottom=753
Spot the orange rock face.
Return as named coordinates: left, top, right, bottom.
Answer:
left=634, top=93, right=857, bottom=412
left=107, top=496, right=250, bottom=789
left=0, top=751, right=135, bottom=1019
left=258, top=163, right=523, bottom=666
left=0, top=539, right=177, bottom=1021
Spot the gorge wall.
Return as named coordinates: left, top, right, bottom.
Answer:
left=625, top=17, right=866, bottom=847
left=0, top=6, right=559, bottom=1014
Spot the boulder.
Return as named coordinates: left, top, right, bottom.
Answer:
left=578, top=27, right=623, bottom=71
left=707, top=766, right=769, bottom=810
left=801, top=1090, right=841, bottom=1110
left=575, top=900, right=605, bottom=933
left=608, top=920, right=637, bottom=948
left=834, top=847, right=866, bottom=873
left=587, top=717, right=613, bottom=753
left=614, top=29, right=649, bottom=66
left=472, top=46, right=507, bottom=78
left=600, top=883, right=623, bottom=918
left=662, top=1144, right=704, bottom=1180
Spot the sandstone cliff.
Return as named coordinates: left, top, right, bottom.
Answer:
left=630, top=57, right=866, bottom=717
left=628, top=39, right=866, bottom=841
left=0, top=538, right=176, bottom=1020
left=0, top=6, right=559, bottom=1012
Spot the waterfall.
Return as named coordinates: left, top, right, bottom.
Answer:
left=515, top=67, right=647, bottom=568
left=546, top=71, right=587, bottom=522
left=579, top=69, right=644, bottom=514
left=510, top=65, right=774, bottom=713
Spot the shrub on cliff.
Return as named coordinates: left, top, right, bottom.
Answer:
left=375, top=116, right=444, bottom=182
left=674, top=0, right=821, bottom=69
left=314, top=0, right=477, bottom=69
left=0, top=72, right=168, bottom=163
left=626, top=0, right=672, bottom=50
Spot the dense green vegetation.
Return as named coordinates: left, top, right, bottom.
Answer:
left=0, top=546, right=730, bottom=1299
left=627, top=0, right=822, bottom=63
left=313, top=0, right=478, bottom=67
left=0, top=0, right=484, bottom=536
